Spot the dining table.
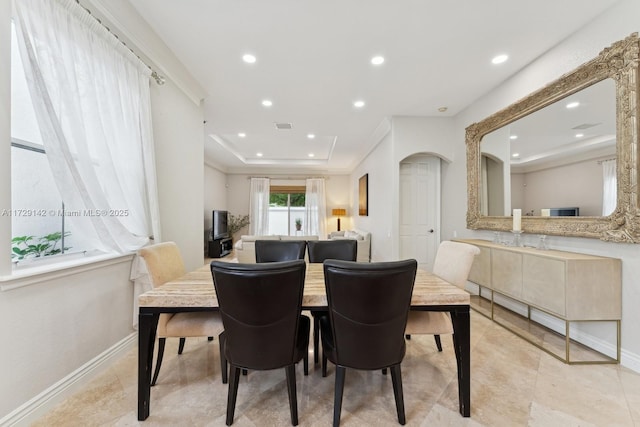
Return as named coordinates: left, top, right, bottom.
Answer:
left=137, top=262, right=471, bottom=421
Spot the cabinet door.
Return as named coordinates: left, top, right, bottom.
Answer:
left=468, top=246, right=491, bottom=286
left=522, top=255, right=566, bottom=316
left=491, top=249, right=522, bottom=298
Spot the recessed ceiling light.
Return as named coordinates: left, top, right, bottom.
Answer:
left=371, top=56, right=385, bottom=65
left=491, top=54, right=508, bottom=64
left=353, top=100, right=365, bottom=108
left=262, top=99, right=273, bottom=107
left=307, top=134, right=315, bottom=139
left=238, top=132, right=246, bottom=138
left=512, top=153, right=520, bottom=158
left=566, top=101, right=580, bottom=109
left=242, top=54, right=256, bottom=64
left=308, top=153, right=315, bottom=157
left=256, top=152, right=263, bottom=157
left=438, top=107, right=448, bottom=113
left=575, top=133, right=584, bottom=138
left=510, top=135, right=518, bottom=140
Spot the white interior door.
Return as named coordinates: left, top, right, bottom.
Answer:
left=399, top=155, right=441, bottom=271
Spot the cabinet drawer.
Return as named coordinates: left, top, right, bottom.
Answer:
left=491, top=249, right=522, bottom=298
left=522, top=255, right=566, bottom=316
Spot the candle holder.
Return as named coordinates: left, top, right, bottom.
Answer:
left=536, top=235, right=549, bottom=250
left=511, top=230, right=523, bottom=247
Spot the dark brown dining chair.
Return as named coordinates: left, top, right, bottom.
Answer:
left=320, top=259, right=417, bottom=426
left=255, top=239, right=307, bottom=262
left=307, top=239, right=358, bottom=365
left=307, top=239, right=357, bottom=264
left=210, top=260, right=310, bottom=426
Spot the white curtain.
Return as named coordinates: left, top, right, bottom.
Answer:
left=249, top=178, right=270, bottom=235
left=13, top=0, right=160, bottom=253
left=602, top=159, right=617, bottom=216
left=305, top=178, right=327, bottom=238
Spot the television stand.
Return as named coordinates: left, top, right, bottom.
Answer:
left=208, top=237, right=232, bottom=258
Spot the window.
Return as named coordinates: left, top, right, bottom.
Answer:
left=269, top=186, right=305, bottom=235
left=10, top=22, right=82, bottom=262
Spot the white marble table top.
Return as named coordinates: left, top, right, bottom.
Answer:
left=138, top=262, right=470, bottom=309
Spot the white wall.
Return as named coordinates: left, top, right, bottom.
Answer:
left=151, top=81, right=204, bottom=272
left=450, top=0, right=640, bottom=370
left=204, top=164, right=227, bottom=252
left=513, top=157, right=604, bottom=216
left=351, top=130, right=394, bottom=262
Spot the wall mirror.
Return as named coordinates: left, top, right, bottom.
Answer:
left=466, top=33, right=639, bottom=243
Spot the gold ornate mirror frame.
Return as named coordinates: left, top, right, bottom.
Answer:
left=466, top=33, right=640, bottom=243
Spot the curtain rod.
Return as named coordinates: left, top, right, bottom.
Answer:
left=74, top=0, right=165, bottom=85
left=597, top=157, right=616, bottom=164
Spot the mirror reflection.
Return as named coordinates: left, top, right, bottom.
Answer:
left=480, top=78, right=616, bottom=217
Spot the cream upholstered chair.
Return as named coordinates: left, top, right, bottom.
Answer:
left=405, top=241, right=480, bottom=351
left=138, top=242, right=224, bottom=386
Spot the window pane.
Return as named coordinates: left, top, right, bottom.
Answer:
left=10, top=147, right=65, bottom=258
left=267, top=192, right=306, bottom=235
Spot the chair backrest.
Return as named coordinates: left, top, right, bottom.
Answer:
left=210, top=260, right=307, bottom=370
left=307, top=240, right=357, bottom=263
left=323, top=259, right=417, bottom=370
left=432, top=241, right=481, bottom=289
left=255, top=240, right=307, bottom=263
left=138, top=242, right=186, bottom=288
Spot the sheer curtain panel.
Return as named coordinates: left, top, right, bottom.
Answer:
left=304, top=178, right=327, bottom=238
left=249, top=178, right=270, bottom=235
left=13, top=0, right=160, bottom=253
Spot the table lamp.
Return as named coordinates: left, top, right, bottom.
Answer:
left=332, top=208, right=346, bottom=231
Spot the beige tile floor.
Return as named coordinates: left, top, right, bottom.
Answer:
left=33, top=311, right=640, bottom=426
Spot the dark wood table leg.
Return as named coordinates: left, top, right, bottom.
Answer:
left=138, top=311, right=158, bottom=421
left=450, top=306, right=470, bottom=417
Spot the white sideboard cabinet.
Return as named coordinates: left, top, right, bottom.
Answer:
left=456, top=239, right=621, bottom=364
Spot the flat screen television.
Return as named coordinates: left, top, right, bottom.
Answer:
left=550, top=207, right=580, bottom=216
left=212, top=210, right=229, bottom=240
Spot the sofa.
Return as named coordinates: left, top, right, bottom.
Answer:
left=234, top=234, right=319, bottom=263
left=328, top=229, right=371, bottom=262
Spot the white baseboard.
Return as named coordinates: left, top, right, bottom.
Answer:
left=0, top=333, right=137, bottom=427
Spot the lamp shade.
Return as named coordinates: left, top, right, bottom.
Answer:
left=332, top=208, right=346, bottom=216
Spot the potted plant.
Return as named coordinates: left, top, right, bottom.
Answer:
left=295, top=218, right=302, bottom=231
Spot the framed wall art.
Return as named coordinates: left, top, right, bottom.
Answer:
left=359, top=173, right=368, bottom=216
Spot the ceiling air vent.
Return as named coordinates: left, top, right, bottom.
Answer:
left=275, top=122, right=293, bottom=130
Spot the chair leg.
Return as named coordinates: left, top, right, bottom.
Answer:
left=303, top=351, right=309, bottom=376
left=285, top=364, right=299, bottom=426
left=382, top=368, right=387, bottom=375
left=405, top=334, right=411, bottom=340
left=434, top=334, right=443, bottom=352
left=151, top=337, right=166, bottom=386
left=390, top=364, right=406, bottom=425
left=333, top=366, right=346, bottom=427
left=322, top=353, right=328, bottom=377
left=314, top=315, right=320, bottom=364
left=219, top=333, right=228, bottom=384
left=178, top=337, right=186, bottom=354
left=226, top=366, right=241, bottom=426
left=242, top=369, right=248, bottom=376
left=208, top=336, right=214, bottom=341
